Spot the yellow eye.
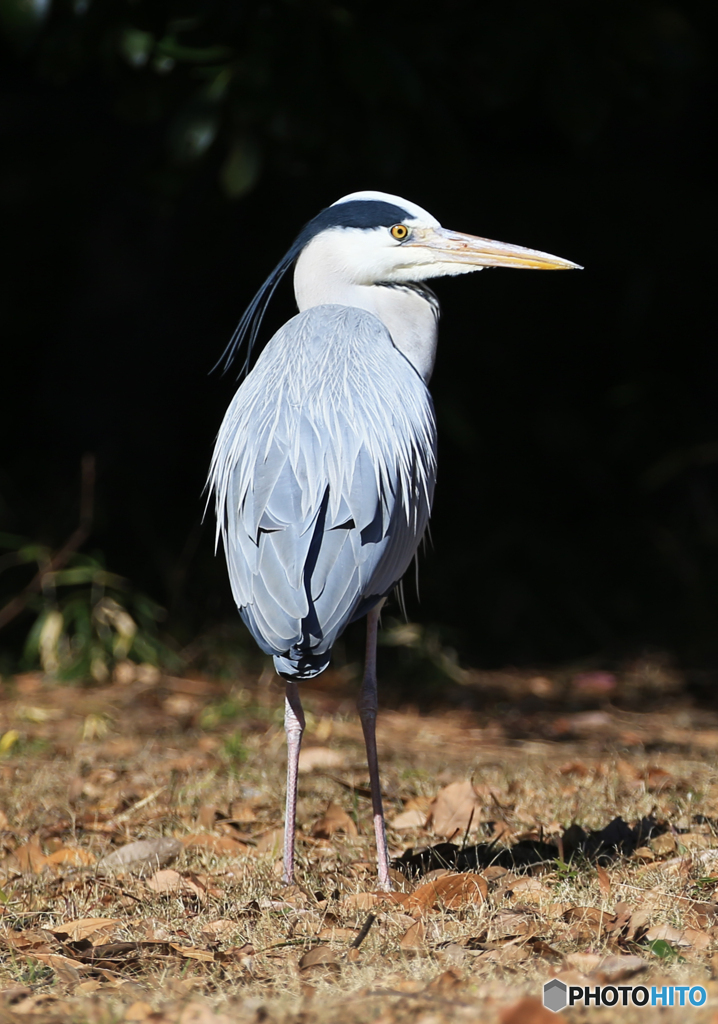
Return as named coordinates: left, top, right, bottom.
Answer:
left=390, top=224, right=409, bottom=241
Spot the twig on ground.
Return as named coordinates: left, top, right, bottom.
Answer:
left=350, top=913, right=376, bottom=949
left=0, top=454, right=95, bottom=630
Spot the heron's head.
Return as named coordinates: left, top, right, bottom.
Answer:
left=216, top=190, right=580, bottom=375
left=293, top=190, right=581, bottom=289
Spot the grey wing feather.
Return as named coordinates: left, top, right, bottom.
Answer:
left=208, top=304, right=436, bottom=678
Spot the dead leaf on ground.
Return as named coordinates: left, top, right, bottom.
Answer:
left=45, top=846, right=96, bottom=867
left=487, top=909, right=534, bottom=940
left=26, top=952, right=86, bottom=984
left=477, top=944, right=528, bottom=965
left=626, top=909, right=651, bottom=940
left=13, top=839, right=47, bottom=873
left=558, top=761, right=592, bottom=778
left=596, top=863, right=611, bottom=895
left=298, top=945, right=341, bottom=976
left=317, top=926, right=359, bottom=942
left=390, top=808, right=427, bottom=830
left=298, top=747, right=346, bottom=772
left=496, top=876, right=548, bottom=903
left=178, top=1002, right=235, bottom=1024
left=399, top=919, right=426, bottom=950
left=428, top=967, right=464, bottom=991
left=311, top=802, right=358, bottom=838
left=661, top=854, right=693, bottom=876
left=500, top=996, right=558, bottom=1024
left=124, top=1001, right=154, bottom=1021
left=400, top=872, right=487, bottom=914
left=651, top=833, right=677, bottom=856
left=196, top=805, right=221, bottom=830
left=200, top=919, right=239, bottom=942
left=645, top=765, right=676, bottom=790
left=562, top=905, right=613, bottom=939
left=182, top=833, right=249, bottom=856
left=97, top=837, right=182, bottom=876
left=51, top=918, right=122, bottom=942
left=0, top=930, right=53, bottom=953
left=340, top=891, right=397, bottom=911
left=633, top=846, right=655, bottom=861
left=228, top=800, right=257, bottom=823
left=645, top=924, right=711, bottom=949
left=146, top=869, right=205, bottom=901
left=594, top=954, right=648, bottom=982
left=565, top=952, right=601, bottom=973
left=426, top=780, right=483, bottom=838
left=253, top=827, right=284, bottom=855
left=608, top=901, right=633, bottom=934
left=169, top=943, right=215, bottom=962
left=678, top=833, right=718, bottom=850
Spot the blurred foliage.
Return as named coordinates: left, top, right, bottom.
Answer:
left=0, top=532, right=180, bottom=681
left=1, top=0, right=717, bottom=675
left=0, top=0, right=708, bottom=200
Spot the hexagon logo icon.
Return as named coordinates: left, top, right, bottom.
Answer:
left=543, top=979, right=568, bottom=1012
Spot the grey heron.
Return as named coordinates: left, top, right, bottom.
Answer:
left=209, top=190, right=580, bottom=890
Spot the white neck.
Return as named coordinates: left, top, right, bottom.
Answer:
left=293, top=238, right=438, bottom=382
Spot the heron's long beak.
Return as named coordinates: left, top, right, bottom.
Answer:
left=407, top=226, right=582, bottom=271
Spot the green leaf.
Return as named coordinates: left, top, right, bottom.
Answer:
left=649, top=939, right=681, bottom=960
left=220, top=137, right=261, bottom=199
left=156, top=35, right=232, bottom=64
left=119, top=27, right=155, bottom=68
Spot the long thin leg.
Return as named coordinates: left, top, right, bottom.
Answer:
left=357, top=604, right=392, bottom=891
left=283, top=681, right=305, bottom=885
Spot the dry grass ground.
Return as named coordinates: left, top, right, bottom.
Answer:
left=2, top=663, right=718, bottom=1022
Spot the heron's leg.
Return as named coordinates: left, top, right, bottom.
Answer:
left=358, top=604, right=392, bottom=891
left=283, top=681, right=305, bottom=886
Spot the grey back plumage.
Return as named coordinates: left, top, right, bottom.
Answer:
left=209, top=304, right=437, bottom=679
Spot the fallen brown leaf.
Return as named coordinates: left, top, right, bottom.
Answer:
left=146, top=869, right=205, bottom=900
left=317, top=927, right=359, bottom=942
left=45, top=846, right=96, bottom=867
left=428, top=967, right=464, bottom=991
left=562, top=906, right=611, bottom=935
left=178, top=1002, right=235, bottom=1024
left=426, top=780, right=482, bottom=838
left=478, top=944, right=528, bottom=965
left=169, top=943, right=215, bottom=962
left=596, top=864, right=611, bottom=895
left=645, top=924, right=711, bottom=949
left=389, top=808, right=427, bottom=830
left=196, top=805, right=221, bottom=830
left=311, top=802, right=358, bottom=838
left=594, top=954, right=648, bottom=982
left=13, top=839, right=47, bottom=873
left=297, top=747, right=346, bottom=772
left=124, top=1001, right=154, bottom=1021
left=565, top=952, right=602, bottom=973
left=200, top=919, right=239, bottom=941
left=626, top=909, right=651, bottom=941
left=298, top=945, right=341, bottom=977
left=651, top=833, right=677, bottom=856
left=399, top=919, right=426, bottom=950
left=253, top=827, right=284, bottom=855
left=182, top=834, right=249, bottom=856
left=340, top=892, right=396, bottom=911
left=488, top=909, right=533, bottom=940
left=500, top=996, right=559, bottom=1024
left=52, top=918, right=122, bottom=942
left=400, top=873, right=487, bottom=914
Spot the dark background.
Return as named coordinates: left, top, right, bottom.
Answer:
left=1, top=1, right=716, bottom=679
